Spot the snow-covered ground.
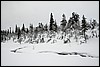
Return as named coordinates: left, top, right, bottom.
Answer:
left=1, top=37, right=99, bottom=66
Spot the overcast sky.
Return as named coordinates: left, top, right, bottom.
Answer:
left=1, top=1, right=99, bottom=30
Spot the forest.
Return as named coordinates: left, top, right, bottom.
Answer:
left=1, top=12, right=99, bottom=45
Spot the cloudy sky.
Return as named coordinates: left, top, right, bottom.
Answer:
left=1, top=1, right=99, bottom=30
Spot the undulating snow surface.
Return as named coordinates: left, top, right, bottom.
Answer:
left=1, top=37, right=99, bottom=66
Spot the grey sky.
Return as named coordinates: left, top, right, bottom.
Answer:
left=1, top=1, right=99, bottom=30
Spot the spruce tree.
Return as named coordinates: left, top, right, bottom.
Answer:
left=49, top=13, right=54, bottom=31
left=44, top=24, right=48, bottom=31
left=81, top=15, right=88, bottom=40
left=39, top=23, right=41, bottom=28
left=91, top=19, right=98, bottom=29
left=60, top=14, right=67, bottom=32
left=22, top=23, right=25, bottom=32
left=7, top=29, right=9, bottom=35
left=26, top=28, right=29, bottom=33
left=15, top=24, right=18, bottom=33
left=54, top=20, right=58, bottom=32
left=17, top=27, right=21, bottom=39
left=29, top=24, right=33, bottom=34
left=71, top=12, right=80, bottom=29
left=10, top=27, right=11, bottom=34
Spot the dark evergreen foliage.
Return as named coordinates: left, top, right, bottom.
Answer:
left=22, top=23, right=25, bottom=32
left=15, top=24, right=18, bottom=33
left=49, top=13, right=54, bottom=31
left=1, top=12, right=99, bottom=44
left=81, top=15, right=88, bottom=40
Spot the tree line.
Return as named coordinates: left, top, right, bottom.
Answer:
left=1, top=12, right=99, bottom=44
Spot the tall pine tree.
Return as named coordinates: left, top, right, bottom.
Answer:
left=15, top=24, right=18, bottom=33
left=29, top=24, right=33, bottom=34
left=81, top=15, right=88, bottom=40
left=10, top=27, right=11, bottom=34
left=17, top=27, right=21, bottom=39
left=22, top=23, right=25, bottom=32
left=54, top=19, right=58, bottom=32
left=71, top=12, right=80, bottom=30
left=49, top=13, right=54, bottom=31
left=26, top=28, right=29, bottom=33
left=60, top=14, right=67, bottom=32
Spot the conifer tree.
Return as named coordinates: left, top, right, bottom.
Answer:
left=49, top=13, right=54, bottom=31
left=29, top=24, right=33, bottom=34
left=26, top=28, right=29, bottom=33
left=17, top=27, right=21, bottom=39
left=71, top=12, right=80, bottom=29
left=44, top=24, right=48, bottom=31
left=7, top=29, right=9, bottom=35
left=81, top=15, right=88, bottom=40
left=10, top=27, right=11, bottom=34
left=91, top=19, right=98, bottom=29
left=60, top=14, right=67, bottom=32
left=22, top=23, right=25, bottom=32
left=54, top=20, right=58, bottom=32
left=15, top=24, right=18, bottom=33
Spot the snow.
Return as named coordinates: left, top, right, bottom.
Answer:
left=1, top=37, right=99, bottom=66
